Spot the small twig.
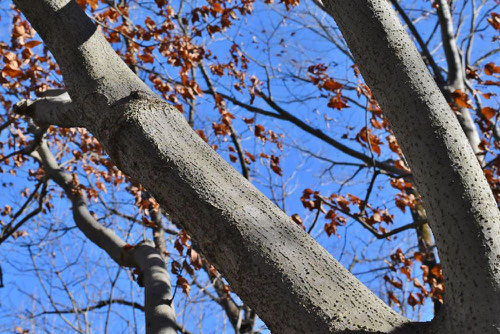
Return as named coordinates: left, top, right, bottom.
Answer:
left=319, top=196, right=427, bottom=239
left=307, top=207, right=322, bottom=234
left=359, top=170, right=380, bottom=216
left=31, top=299, right=145, bottom=316
left=0, top=181, right=48, bottom=245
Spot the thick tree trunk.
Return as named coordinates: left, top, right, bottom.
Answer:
left=13, top=0, right=500, bottom=333
left=322, top=0, right=500, bottom=332
left=13, top=0, right=411, bottom=333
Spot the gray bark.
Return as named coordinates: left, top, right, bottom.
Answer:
left=12, top=0, right=500, bottom=333
left=132, top=241, right=178, bottom=334
left=13, top=0, right=412, bottom=333
left=322, top=0, right=500, bottom=332
left=14, top=92, right=82, bottom=128
left=34, top=141, right=134, bottom=267
left=30, top=141, right=178, bottom=334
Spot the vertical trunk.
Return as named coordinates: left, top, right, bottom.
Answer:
left=322, top=0, right=500, bottom=331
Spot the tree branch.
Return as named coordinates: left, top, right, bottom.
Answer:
left=198, top=63, right=252, bottom=181
left=436, top=0, right=482, bottom=157
left=32, top=140, right=177, bottom=334
left=33, top=298, right=145, bottom=314
left=436, top=0, right=465, bottom=90
left=390, top=0, right=445, bottom=87
left=14, top=91, right=83, bottom=128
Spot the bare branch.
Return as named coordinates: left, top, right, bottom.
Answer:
left=34, top=141, right=136, bottom=267
left=436, top=0, right=483, bottom=158
left=14, top=91, right=83, bottom=128
left=390, top=0, right=445, bottom=86
left=33, top=299, right=145, bottom=315
left=33, top=140, right=178, bottom=334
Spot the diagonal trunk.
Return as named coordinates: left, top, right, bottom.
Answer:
left=12, top=0, right=412, bottom=333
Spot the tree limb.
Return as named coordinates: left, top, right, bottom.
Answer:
left=32, top=140, right=178, bottom=334
left=13, top=0, right=413, bottom=332
left=14, top=91, right=83, bottom=128
left=436, top=0, right=482, bottom=157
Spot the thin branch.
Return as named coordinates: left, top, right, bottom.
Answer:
left=437, top=0, right=465, bottom=90
left=436, top=0, right=483, bottom=159
left=199, top=63, right=252, bottom=181
left=359, top=169, right=380, bottom=216
left=319, top=196, right=427, bottom=240
left=307, top=207, right=322, bottom=234
left=0, top=182, right=47, bottom=245
left=472, top=47, right=500, bottom=67
left=139, top=64, right=404, bottom=176
left=390, top=0, right=445, bottom=86
left=464, top=0, right=477, bottom=68
left=0, top=118, right=13, bottom=133
left=32, top=299, right=145, bottom=315
left=33, top=141, right=136, bottom=267
left=257, top=89, right=406, bottom=176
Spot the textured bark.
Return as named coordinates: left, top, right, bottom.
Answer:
left=14, top=91, right=82, bottom=128
left=13, top=0, right=412, bottom=333
left=322, top=0, right=500, bottom=332
left=17, top=64, right=412, bottom=334
left=132, top=241, right=178, bottom=334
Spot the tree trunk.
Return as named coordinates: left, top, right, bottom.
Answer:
left=13, top=0, right=410, bottom=333
left=322, top=0, right=500, bottom=332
